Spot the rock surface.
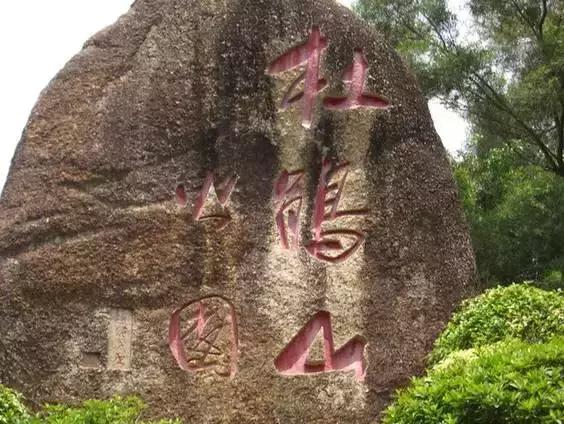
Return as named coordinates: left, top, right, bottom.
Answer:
left=0, top=0, right=476, bottom=422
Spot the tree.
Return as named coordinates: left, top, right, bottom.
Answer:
left=355, top=0, right=564, bottom=176
left=453, top=146, right=564, bottom=285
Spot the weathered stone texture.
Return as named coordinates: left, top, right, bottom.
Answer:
left=0, top=0, right=475, bottom=422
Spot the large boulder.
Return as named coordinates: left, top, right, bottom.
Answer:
left=0, top=0, right=476, bottom=422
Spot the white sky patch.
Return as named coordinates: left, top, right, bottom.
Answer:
left=430, top=0, right=471, bottom=155
left=0, top=1, right=132, bottom=192
left=429, top=99, right=468, bottom=157
left=0, top=0, right=467, bottom=192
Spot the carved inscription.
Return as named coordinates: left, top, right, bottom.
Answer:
left=161, top=26, right=387, bottom=382
left=274, top=169, right=306, bottom=250
left=306, top=159, right=369, bottom=264
left=325, top=48, right=389, bottom=110
left=273, top=159, right=369, bottom=263
left=274, top=311, right=367, bottom=381
left=266, top=26, right=328, bottom=129
left=267, top=26, right=390, bottom=128
left=107, top=309, right=133, bottom=371
left=176, top=172, right=238, bottom=230
left=169, top=296, right=238, bottom=378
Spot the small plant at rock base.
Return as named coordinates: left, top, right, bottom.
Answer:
left=0, top=384, right=30, bottom=424
left=29, top=396, right=181, bottom=424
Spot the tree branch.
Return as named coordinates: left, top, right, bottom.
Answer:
left=557, top=107, right=564, bottom=166
left=469, top=72, right=560, bottom=169
left=457, top=102, right=538, bottom=166
left=538, top=0, right=548, bottom=41
left=509, top=0, right=539, bottom=37
left=394, top=12, right=425, bottom=44
left=420, top=12, right=450, bottom=50
left=504, top=140, right=539, bottom=166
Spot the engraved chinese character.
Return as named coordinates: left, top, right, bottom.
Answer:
left=306, top=159, right=369, bottom=264
left=274, top=169, right=306, bottom=250
left=168, top=296, right=238, bottom=378
left=266, top=26, right=328, bottom=129
left=324, top=48, right=390, bottom=111
left=274, top=311, right=367, bottom=381
left=176, top=172, right=238, bottom=230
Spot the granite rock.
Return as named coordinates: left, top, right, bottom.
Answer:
left=0, top=0, right=476, bottom=422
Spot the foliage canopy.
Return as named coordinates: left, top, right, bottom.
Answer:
left=355, top=0, right=564, bottom=176
left=453, top=147, right=564, bottom=284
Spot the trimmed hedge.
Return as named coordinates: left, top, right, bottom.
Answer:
left=383, top=337, right=564, bottom=424
left=429, top=284, right=564, bottom=364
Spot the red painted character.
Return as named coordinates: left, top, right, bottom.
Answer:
left=306, top=159, right=369, bottom=264
left=274, top=169, right=306, bottom=250
left=266, top=26, right=328, bottom=129
left=274, top=311, right=367, bottom=381
left=176, top=172, right=238, bottom=230
left=168, top=296, right=238, bottom=378
left=324, top=48, right=390, bottom=111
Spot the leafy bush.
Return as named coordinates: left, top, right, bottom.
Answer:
left=30, top=396, right=181, bottom=424
left=541, top=271, right=564, bottom=291
left=537, top=265, right=564, bottom=291
left=382, top=337, right=564, bottom=424
left=0, top=391, right=180, bottom=424
left=0, top=385, right=29, bottom=424
left=429, top=284, right=564, bottom=364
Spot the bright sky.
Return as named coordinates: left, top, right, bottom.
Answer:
left=0, top=0, right=467, bottom=192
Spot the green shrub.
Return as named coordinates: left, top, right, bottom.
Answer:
left=429, top=284, right=564, bottom=364
left=1, top=386, right=180, bottom=424
left=537, top=269, right=564, bottom=291
left=535, top=260, right=564, bottom=290
left=29, top=396, right=180, bottom=424
left=0, top=385, right=30, bottom=424
left=382, top=337, right=564, bottom=424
